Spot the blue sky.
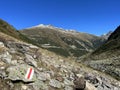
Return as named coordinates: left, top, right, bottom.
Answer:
left=0, top=0, right=120, bottom=36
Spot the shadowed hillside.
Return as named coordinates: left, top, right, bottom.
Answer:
left=0, top=19, right=37, bottom=45
left=92, top=25, right=120, bottom=58
left=82, top=26, right=120, bottom=80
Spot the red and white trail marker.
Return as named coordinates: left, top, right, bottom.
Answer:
left=25, top=68, right=34, bottom=80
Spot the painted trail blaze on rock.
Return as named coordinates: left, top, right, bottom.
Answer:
left=25, top=68, right=34, bottom=80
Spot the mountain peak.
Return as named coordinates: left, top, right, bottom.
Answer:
left=36, top=24, right=54, bottom=28
left=29, top=24, right=58, bottom=29
left=27, top=24, right=79, bottom=34
left=101, top=31, right=113, bottom=39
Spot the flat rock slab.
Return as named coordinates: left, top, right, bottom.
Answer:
left=6, top=64, right=36, bottom=82
left=49, top=79, right=62, bottom=88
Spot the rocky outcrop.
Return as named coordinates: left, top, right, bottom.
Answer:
left=0, top=51, right=12, bottom=64
left=6, top=64, right=36, bottom=82
left=25, top=54, right=37, bottom=67
left=49, top=79, right=62, bottom=88
left=73, top=75, right=86, bottom=90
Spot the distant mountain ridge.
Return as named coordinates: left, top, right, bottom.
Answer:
left=27, top=24, right=82, bottom=35
left=21, top=24, right=105, bottom=57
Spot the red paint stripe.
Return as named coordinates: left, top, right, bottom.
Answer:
left=27, top=68, right=32, bottom=79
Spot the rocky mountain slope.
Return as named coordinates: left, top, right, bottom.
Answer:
left=93, top=26, right=120, bottom=56
left=20, top=24, right=105, bottom=57
left=0, top=26, right=120, bottom=90
left=0, top=19, right=37, bottom=46
left=81, top=26, right=120, bottom=80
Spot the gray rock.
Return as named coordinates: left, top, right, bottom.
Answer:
left=46, top=70, right=54, bottom=77
left=85, top=81, right=97, bottom=90
left=11, top=60, right=17, bottom=65
left=17, top=60, right=25, bottom=64
left=0, top=51, right=12, bottom=64
left=73, top=76, right=86, bottom=90
left=6, top=42, right=27, bottom=53
left=85, top=73, right=99, bottom=84
left=9, top=48, right=17, bottom=54
left=6, top=64, right=36, bottom=82
left=6, top=80, right=14, bottom=88
left=97, top=85, right=104, bottom=90
left=0, top=70, right=7, bottom=79
left=0, top=42, right=4, bottom=47
left=32, top=80, right=48, bottom=90
left=37, top=72, right=51, bottom=81
left=60, top=67, right=68, bottom=73
left=103, top=85, right=111, bottom=90
left=113, top=87, right=120, bottom=90
left=64, top=86, right=73, bottom=90
left=25, top=54, right=37, bottom=67
left=49, top=79, right=62, bottom=88
left=21, top=85, right=28, bottom=90
left=29, top=44, right=38, bottom=49
left=64, top=78, right=74, bottom=86
left=56, top=76, right=64, bottom=82
left=103, top=82, right=112, bottom=89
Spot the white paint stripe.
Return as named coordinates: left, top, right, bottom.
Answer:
left=25, top=68, right=34, bottom=80
left=25, top=68, right=30, bottom=79
left=29, top=69, right=34, bottom=80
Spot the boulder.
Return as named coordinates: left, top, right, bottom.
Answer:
left=29, top=44, right=38, bottom=49
left=25, top=54, right=37, bottom=67
left=0, top=51, right=12, bottom=64
left=6, top=64, right=36, bottom=82
left=56, top=76, right=64, bottom=82
left=85, top=73, right=99, bottom=84
left=0, top=70, right=7, bottom=79
left=49, top=79, right=62, bottom=88
left=32, top=80, right=48, bottom=90
left=73, top=76, right=86, bottom=90
left=11, top=60, right=17, bottom=65
left=21, top=85, right=28, bottom=90
left=0, top=42, right=4, bottom=47
left=85, top=81, right=97, bottom=90
left=37, top=72, right=51, bottom=81
left=64, top=78, right=74, bottom=86
left=64, top=86, right=73, bottom=90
